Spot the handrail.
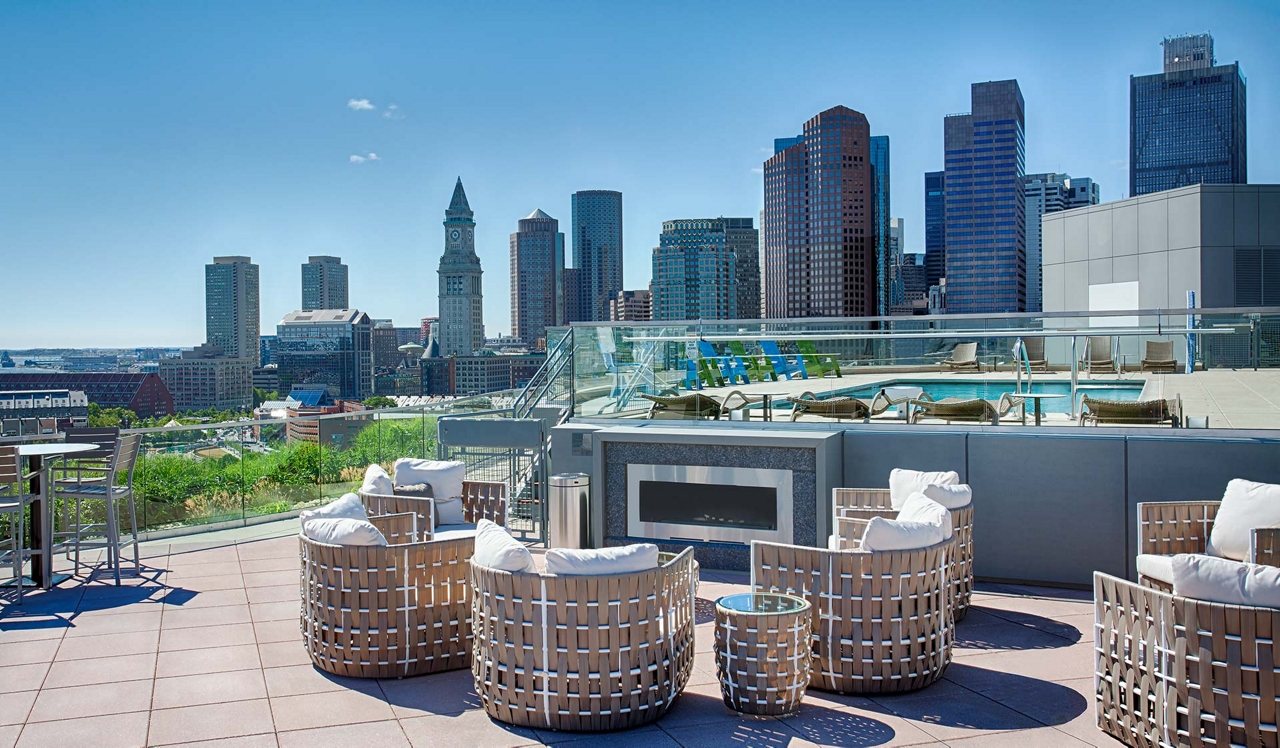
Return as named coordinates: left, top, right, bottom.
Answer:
left=612, top=339, right=659, bottom=412
left=512, top=330, right=573, bottom=418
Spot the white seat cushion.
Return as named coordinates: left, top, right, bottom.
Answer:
left=889, top=468, right=960, bottom=510
left=1207, top=479, right=1280, bottom=561
left=303, top=517, right=387, bottom=546
left=827, top=534, right=843, bottom=551
left=362, top=464, right=393, bottom=496
left=471, top=519, right=536, bottom=573
left=922, top=483, right=972, bottom=510
left=1135, top=553, right=1175, bottom=585
left=1171, top=553, right=1280, bottom=609
left=861, top=495, right=952, bottom=552
left=299, top=493, right=367, bottom=529
left=544, top=544, right=660, bottom=576
left=435, top=497, right=466, bottom=527
left=393, top=458, right=465, bottom=499
left=432, top=522, right=477, bottom=541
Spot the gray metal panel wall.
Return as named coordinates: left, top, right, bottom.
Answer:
left=841, top=429, right=968, bottom=487
left=966, top=433, right=1128, bottom=586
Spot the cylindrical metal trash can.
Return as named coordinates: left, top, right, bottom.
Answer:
left=548, top=473, right=590, bottom=549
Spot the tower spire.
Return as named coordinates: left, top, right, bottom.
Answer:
left=447, top=177, right=471, bottom=215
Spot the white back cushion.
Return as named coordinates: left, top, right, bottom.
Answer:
left=362, top=464, right=393, bottom=496
left=435, top=497, right=466, bottom=526
left=393, top=458, right=466, bottom=499
left=1207, top=479, right=1280, bottom=561
left=1171, top=553, right=1280, bottom=609
left=889, top=468, right=960, bottom=510
left=544, top=544, right=660, bottom=576
left=861, top=496, right=952, bottom=552
left=299, top=493, right=367, bottom=529
left=472, top=519, right=536, bottom=573
left=303, top=517, right=387, bottom=546
left=922, top=483, right=972, bottom=510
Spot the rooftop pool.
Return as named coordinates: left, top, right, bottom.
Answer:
left=786, top=378, right=1146, bottom=415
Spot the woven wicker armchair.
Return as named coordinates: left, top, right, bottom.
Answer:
left=831, top=487, right=974, bottom=621
left=1095, top=572, right=1280, bottom=748
left=359, top=479, right=507, bottom=535
left=1136, top=500, right=1279, bottom=590
left=300, top=512, right=474, bottom=678
left=1141, top=340, right=1178, bottom=373
left=751, top=536, right=956, bottom=694
left=470, top=548, right=698, bottom=732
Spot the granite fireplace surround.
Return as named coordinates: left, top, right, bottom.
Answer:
left=592, top=426, right=843, bottom=571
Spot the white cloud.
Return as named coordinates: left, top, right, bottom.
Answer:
left=349, top=152, right=380, bottom=164
left=750, top=167, right=764, bottom=174
left=383, top=103, right=403, bottom=120
left=367, top=152, right=379, bottom=161
left=349, top=154, right=366, bottom=163
left=347, top=98, right=375, bottom=111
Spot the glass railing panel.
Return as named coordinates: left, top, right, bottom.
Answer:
left=134, top=425, right=245, bottom=532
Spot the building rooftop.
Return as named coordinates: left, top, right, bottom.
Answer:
left=278, top=309, right=365, bottom=325
left=0, top=518, right=1098, bottom=748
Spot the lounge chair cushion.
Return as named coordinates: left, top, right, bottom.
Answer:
left=544, top=543, right=660, bottom=576
left=1206, top=479, right=1280, bottom=561
left=921, top=483, right=973, bottom=510
left=395, top=483, right=434, bottom=498
left=1171, top=553, right=1280, bottom=609
left=1135, top=553, right=1175, bottom=585
left=362, top=464, right=393, bottom=496
left=861, top=495, right=952, bottom=552
left=303, top=517, right=388, bottom=546
left=434, top=496, right=466, bottom=527
left=432, top=522, right=477, bottom=541
left=299, top=493, right=368, bottom=528
left=889, top=468, right=960, bottom=509
left=472, top=519, right=536, bottom=573
left=393, top=458, right=465, bottom=499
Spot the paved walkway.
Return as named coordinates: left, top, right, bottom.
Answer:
left=0, top=520, right=1113, bottom=747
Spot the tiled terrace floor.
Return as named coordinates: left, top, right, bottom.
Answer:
left=0, top=521, right=1113, bottom=748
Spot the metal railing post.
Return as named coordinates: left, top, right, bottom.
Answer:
left=1070, top=336, right=1079, bottom=420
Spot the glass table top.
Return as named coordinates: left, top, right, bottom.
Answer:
left=716, top=592, right=808, bottom=615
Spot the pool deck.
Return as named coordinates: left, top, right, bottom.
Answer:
left=585, top=367, right=1280, bottom=428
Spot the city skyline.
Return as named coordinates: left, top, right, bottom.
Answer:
left=2, top=2, right=1278, bottom=346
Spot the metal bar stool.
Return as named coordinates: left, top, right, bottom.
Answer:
left=53, top=433, right=142, bottom=584
left=0, top=445, right=41, bottom=604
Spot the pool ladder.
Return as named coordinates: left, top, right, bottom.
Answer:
left=1013, top=338, right=1033, bottom=395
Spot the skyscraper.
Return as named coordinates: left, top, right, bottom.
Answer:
left=651, top=218, right=738, bottom=321
left=725, top=218, right=760, bottom=319
left=870, top=135, right=895, bottom=315
left=438, top=178, right=485, bottom=356
left=943, top=80, right=1026, bottom=313
left=301, top=256, right=349, bottom=311
left=509, top=209, right=564, bottom=347
left=1022, top=173, right=1101, bottom=312
left=275, top=310, right=373, bottom=400
left=1130, top=34, right=1246, bottom=197
left=924, top=171, right=946, bottom=292
left=762, top=106, right=876, bottom=318
left=205, top=256, right=259, bottom=360
left=569, top=190, right=623, bottom=321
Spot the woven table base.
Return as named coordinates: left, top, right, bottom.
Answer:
left=715, top=597, right=813, bottom=716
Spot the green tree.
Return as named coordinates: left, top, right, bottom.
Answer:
left=252, top=388, right=278, bottom=408
left=362, top=396, right=397, bottom=409
left=87, top=403, right=139, bottom=428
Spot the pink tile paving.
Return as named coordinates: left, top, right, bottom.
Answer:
left=0, top=528, right=1115, bottom=748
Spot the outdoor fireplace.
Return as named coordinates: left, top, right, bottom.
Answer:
left=627, top=464, right=793, bottom=545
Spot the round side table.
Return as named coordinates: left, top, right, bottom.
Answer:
left=714, top=592, right=812, bottom=716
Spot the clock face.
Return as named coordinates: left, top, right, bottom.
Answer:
left=465, top=229, right=473, bottom=240
left=450, top=229, right=460, bottom=241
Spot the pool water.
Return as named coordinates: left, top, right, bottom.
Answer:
left=791, top=379, right=1146, bottom=415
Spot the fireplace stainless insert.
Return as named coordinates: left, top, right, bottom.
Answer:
left=626, top=464, right=793, bottom=545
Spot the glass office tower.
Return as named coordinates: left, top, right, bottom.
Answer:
left=943, top=80, right=1026, bottom=313
left=569, top=190, right=623, bottom=322
left=924, top=171, right=946, bottom=293
left=870, top=136, right=893, bottom=316
left=1130, top=33, right=1246, bottom=196
left=651, top=218, right=738, bottom=321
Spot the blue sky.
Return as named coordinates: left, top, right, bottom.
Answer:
left=2, top=1, right=1277, bottom=348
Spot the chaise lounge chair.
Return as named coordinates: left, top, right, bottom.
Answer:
left=909, top=394, right=1025, bottom=425
left=1140, top=340, right=1178, bottom=373
left=940, top=342, right=981, bottom=372
left=789, top=392, right=872, bottom=422
left=1079, top=394, right=1181, bottom=427
left=640, top=390, right=724, bottom=419
left=1021, top=337, right=1048, bottom=372
left=1083, top=336, right=1116, bottom=374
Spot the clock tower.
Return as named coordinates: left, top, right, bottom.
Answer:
left=438, top=177, right=485, bottom=357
